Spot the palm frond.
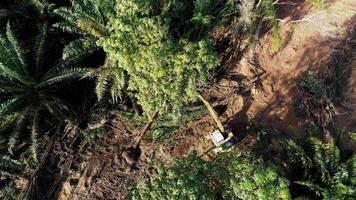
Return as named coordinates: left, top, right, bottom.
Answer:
left=53, top=7, right=78, bottom=24
left=30, top=111, right=39, bottom=163
left=41, top=39, right=96, bottom=80
left=0, top=24, right=34, bottom=86
left=8, top=112, right=28, bottom=154
left=308, top=137, right=339, bottom=184
left=111, top=67, right=126, bottom=102
left=76, top=18, right=107, bottom=38
left=37, top=67, right=89, bottom=88
left=295, top=181, right=325, bottom=197
left=90, top=59, right=126, bottom=102
left=62, top=38, right=98, bottom=60
left=0, top=94, right=31, bottom=116
left=0, top=62, right=33, bottom=87
left=5, top=23, right=28, bottom=76
left=284, top=140, right=313, bottom=174
left=34, top=22, right=48, bottom=76
left=53, top=21, right=83, bottom=35
left=95, top=73, right=110, bottom=102
left=53, top=0, right=113, bottom=38
left=0, top=114, right=18, bottom=131
left=0, top=77, right=24, bottom=93
left=31, top=0, right=46, bottom=13
left=0, top=156, right=22, bottom=175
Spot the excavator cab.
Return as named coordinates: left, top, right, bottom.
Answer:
left=209, top=125, right=237, bottom=152
left=199, top=95, right=238, bottom=153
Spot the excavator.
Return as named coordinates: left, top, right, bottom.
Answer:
left=198, top=95, right=237, bottom=153
left=122, top=95, right=237, bottom=165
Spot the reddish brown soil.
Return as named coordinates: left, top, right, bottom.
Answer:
left=227, top=0, right=356, bottom=136
left=340, top=59, right=356, bottom=130
left=334, top=35, right=356, bottom=131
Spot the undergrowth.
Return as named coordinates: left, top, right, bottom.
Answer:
left=113, top=105, right=208, bottom=140
left=127, top=151, right=290, bottom=200
left=295, top=72, right=335, bottom=140
left=309, top=0, right=326, bottom=11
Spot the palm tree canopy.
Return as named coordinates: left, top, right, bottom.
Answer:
left=0, top=22, right=93, bottom=157
left=0, top=22, right=91, bottom=116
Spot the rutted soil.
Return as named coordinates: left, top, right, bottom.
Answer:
left=58, top=1, right=356, bottom=199
left=228, top=0, right=356, bottom=135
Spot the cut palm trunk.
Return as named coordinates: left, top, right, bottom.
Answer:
left=122, top=110, right=160, bottom=165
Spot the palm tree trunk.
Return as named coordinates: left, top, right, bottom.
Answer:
left=132, top=110, right=160, bottom=149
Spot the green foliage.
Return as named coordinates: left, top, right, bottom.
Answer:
left=100, top=0, right=220, bottom=115
left=53, top=0, right=115, bottom=39
left=192, top=0, right=215, bottom=26
left=28, top=0, right=55, bottom=16
left=127, top=151, right=290, bottom=200
left=0, top=155, right=22, bottom=200
left=217, top=152, right=291, bottom=200
left=128, top=152, right=220, bottom=200
left=309, top=0, right=326, bottom=11
left=55, top=0, right=220, bottom=114
left=298, top=72, right=323, bottom=99
left=114, top=105, right=208, bottom=140
left=284, top=137, right=356, bottom=199
left=221, top=0, right=281, bottom=51
left=0, top=23, right=91, bottom=159
left=0, top=156, right=22, bottom=177
left=258, top=0, right=281, bottom=52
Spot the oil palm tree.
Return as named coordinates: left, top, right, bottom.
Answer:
left=284, top=137, right=355, bottom=199
left=54, top=0, right=125, bottom=103
left=0, top=22, right=91, bottom=161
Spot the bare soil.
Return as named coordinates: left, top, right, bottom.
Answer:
left=228, top=0, right=356, bottom=136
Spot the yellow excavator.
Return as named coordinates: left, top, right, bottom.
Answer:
left=122, top=94, right=237, bottom=165
left=198, top=95, right=237, bottom=152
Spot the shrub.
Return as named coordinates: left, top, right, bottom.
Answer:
left=297, top=72, right=323, bottom=98
left=127, top=152, right=220, bottom=200
left=217, top=152, right=290, bottom=200
left=99, top=0, right=220, bottom=116
left=127, top=151, right=290, bottom=200
left=55, top=0, right=220, bottom=116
